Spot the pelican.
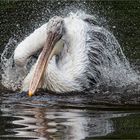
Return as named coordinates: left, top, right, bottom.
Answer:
left=14, top=12, right=124, bottom=96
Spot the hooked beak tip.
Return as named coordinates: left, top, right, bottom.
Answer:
left=28, top=91, right=33, bottom=97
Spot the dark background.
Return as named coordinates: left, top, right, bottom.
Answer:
left=0, top=0, right=140, bottom=60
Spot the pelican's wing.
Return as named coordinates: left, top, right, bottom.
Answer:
left=14, top=23, right=48, bottom=66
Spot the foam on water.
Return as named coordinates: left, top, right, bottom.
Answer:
left=0, top=12, right=140, bottom=92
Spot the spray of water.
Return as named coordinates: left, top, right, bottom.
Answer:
left=93, top=27, right=140, bottom=88
left=0, top=35, right=39, bottom=91
left=0, top=38, right=25, bottom=91
left=0, top=12, right=140, bottom=92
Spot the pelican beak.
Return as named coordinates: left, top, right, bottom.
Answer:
left=28, top=17, right=64, bottom=96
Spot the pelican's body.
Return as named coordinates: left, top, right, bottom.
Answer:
left=14, top=13, right=124, bottom=94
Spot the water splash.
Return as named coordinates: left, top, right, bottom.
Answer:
left=0, top=12, right=140, bottom=92
left=0, top=38, right=27, bottom=91
left=95, top=28, right=140, bottom=88
left=0, top=36, right=38, bottom=91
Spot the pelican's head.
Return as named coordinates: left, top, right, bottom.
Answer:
left=28, top=16, right=65, bottom=96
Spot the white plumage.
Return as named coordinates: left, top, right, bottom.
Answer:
left=14, top=13, right=91, bottom=92
left=14, top=12, right=130, bottom=93
left=14, top=23, right=48, bottom=66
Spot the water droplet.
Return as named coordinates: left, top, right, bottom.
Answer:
left=112, top=25, right=116, bottom=29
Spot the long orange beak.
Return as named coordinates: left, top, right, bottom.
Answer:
left=28, top=17, right=64, bottom=96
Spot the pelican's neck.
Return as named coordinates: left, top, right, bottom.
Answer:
left=14, top=23, right=48, bottom=66
left=44, top=17, right=89, bottom=92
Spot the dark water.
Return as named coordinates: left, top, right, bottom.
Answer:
left=0, top=0, right=140, bottom=139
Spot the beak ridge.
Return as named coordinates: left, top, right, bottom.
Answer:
left=28, top=17, right=64, bottom=96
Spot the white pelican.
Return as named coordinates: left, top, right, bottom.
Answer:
left=14, top=12, right=125, bottom=96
